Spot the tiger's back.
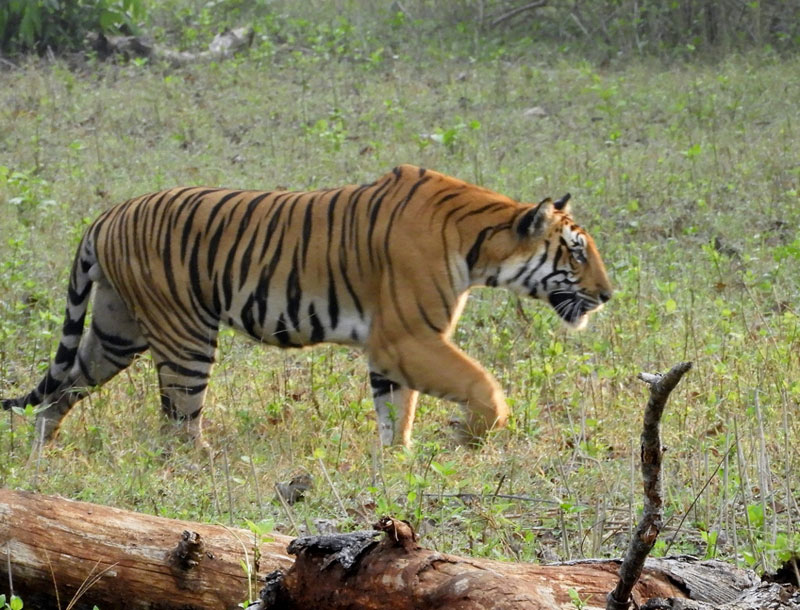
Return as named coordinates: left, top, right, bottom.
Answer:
left=3, top=164, right=612, bottom=449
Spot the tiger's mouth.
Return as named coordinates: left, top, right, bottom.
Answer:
left=547, top=291, right=601, bottom=329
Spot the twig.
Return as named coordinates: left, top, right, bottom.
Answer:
left=663, top=443, right=736, bottom=555
left=606, top=362, right=692, bottom=610
left=45, top=550, right=62, bottom=610
left=490, top=1, right=547, bottom=27
left=222, top=445, right=234, bottom=525
left=64, top=559, right=118, bottom=610
left=317, top=457, right=348, bottom=519
left=5, top=542, right=12, bottom=596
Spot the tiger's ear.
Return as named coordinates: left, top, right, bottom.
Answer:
left=515, top=197, right=554, bottom=238
left=553, top=193, right=571, bottom=214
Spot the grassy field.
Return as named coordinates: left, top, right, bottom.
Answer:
left=1, top=1, right=799, bottom=595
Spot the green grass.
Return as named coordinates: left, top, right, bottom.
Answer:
left=1, top=6, right=799, bottom=590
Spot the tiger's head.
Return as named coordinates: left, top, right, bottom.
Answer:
left=478, top=193, right=612, bottom=329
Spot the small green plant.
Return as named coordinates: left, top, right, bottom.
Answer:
left=237, top=518, right=275, bottom=608
left=567, top=587, right=591, bottom=609
left=701, top=529, right=719, bottom=559
left=426, top=118, right=481, bottom=155
left=0, top=166, right=57, bottom=226
left=306, top=108, right=348, bottom=153
left=0, top=594, right=23, bottom=610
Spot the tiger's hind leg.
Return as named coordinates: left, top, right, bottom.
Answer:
left=146, top=335, right=218, bottom=451
left=31, top=282, right=148, bottom=448
left=368, top=369, right=420, bottom=448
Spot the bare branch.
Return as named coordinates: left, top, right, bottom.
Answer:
left=490, top=1, right=548, bottom=28
left=607, top=362, right=693, bottom=610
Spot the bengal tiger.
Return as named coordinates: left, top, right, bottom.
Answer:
left=2, top=165, right=611, bottom=450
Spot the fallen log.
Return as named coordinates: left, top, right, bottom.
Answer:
left=85, top=26, right=254, bottom=66
left=245, top=516, right=772, bottom=610
left=0, top=488, right=294, bottom=609
left=0, top=489, right=780, bottom=610
left=0, top=488, right=682, bottom=609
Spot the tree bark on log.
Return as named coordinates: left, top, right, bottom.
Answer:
left=247, top=517, right=777, bottom=610
left=0, top=489, right=294, bottom=609
left=0, top=489, right=782, bottom=610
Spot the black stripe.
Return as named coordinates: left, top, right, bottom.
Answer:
left=253, top=269, right=270, bottom=329
left=155, top=187, right=196, bottom=260
left=366, top=190, right=387, bottom=251
left=221, top=246, right=235, bottom=311
left=434, top=282, right=452, bottom=319
left=238, top=229, right=259, bottom=291
left=456, top=202, right=506, bottom=221
left=206, top=220, right=226, bottom=272
left=37, top=371, right=61, bottom=396
left=325, top=189, right=343, bottom=329
left=326, top=189, right=341, bottom=243
left=256, top=230, right=286, bottom=327
left=435, top=192, right=460, bottom=206
left=67, top=282, right=92, bottom=304
left=301, top=198, right=314, bottom=267
left=241, top=293, right=257, bottom=338
left=162, top=383, right=208, bottom=396
left=327, top=271, right=339, bottom=329
left=179, top=189, right=218, bottom=262
left=382, top=176, right=431, bottom=265
left=309, top=302, right=325, bottom=343
left=102, top=342, right=147, bottom=359
left=370, top=372, right=400, bottom=397
left=157, top=360, right=211, bottom=378
left=466, top=227, right=493, bottom=270
left=92, top=322, right=135, bottom=346
left=221, top=194, right=272, bottom=310
left=515, top=207, right=537, bottom=236
left=286, top=249, right=302, bottom=329
left=188, top=232, right=216, bottom=318
left=338, top=256, right=363, bottom=317
left=274, top=313, right=293, bottom=347
left=417, top=302, right=443, bottom=334
left=207, top=190, right=246, bottom=228
left=54, top=344, right=78, bottom=366
left=62, top=313, right=86, bottom=336
left=161, top=394, right=177, bottom=418
left=212, top=273, right=222, bottom=314
left=78, top=354, right=98, bottom=386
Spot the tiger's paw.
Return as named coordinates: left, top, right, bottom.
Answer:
left=447, top=417, right=485, bottom=447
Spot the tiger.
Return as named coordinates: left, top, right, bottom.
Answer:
left=2, top=164, right=611, bottom=451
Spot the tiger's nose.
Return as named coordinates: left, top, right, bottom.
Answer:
left=598, top=290, right=612, bottom=303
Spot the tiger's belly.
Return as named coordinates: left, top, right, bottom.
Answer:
left=222, top=296, right=371, bottom=349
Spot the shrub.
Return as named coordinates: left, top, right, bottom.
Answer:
left=0, top=0, right=147, bottom=55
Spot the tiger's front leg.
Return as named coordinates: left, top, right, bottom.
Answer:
left=368, top=370, right=419, bottom=447
left=367, top=334, right=509, bottom=446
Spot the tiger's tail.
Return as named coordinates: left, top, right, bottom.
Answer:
left=1, top=235, right=96, bottom=416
